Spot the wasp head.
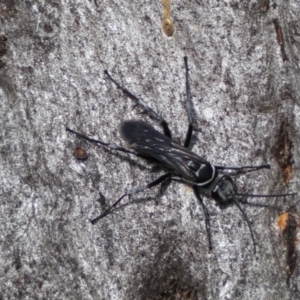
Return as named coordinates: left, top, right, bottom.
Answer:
left=211, top=175, right=236, bottom=204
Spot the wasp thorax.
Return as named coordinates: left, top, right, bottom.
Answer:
left=187, top=160, right=200, bottom=172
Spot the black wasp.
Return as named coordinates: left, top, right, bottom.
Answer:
left=66, top=57, right=295, bottom=253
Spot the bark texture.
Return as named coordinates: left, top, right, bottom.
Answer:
left=0, top=1, right=300, bottom=299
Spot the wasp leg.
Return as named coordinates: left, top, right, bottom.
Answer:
left=183, top=57, right=194, bottom=149
left=66, top=127, right=136, bottom=155
left=90, top=173, right=172, bottom=224
left=104, top=70, right=172, bottom=138
left=193, top=186, right=212, bottom=251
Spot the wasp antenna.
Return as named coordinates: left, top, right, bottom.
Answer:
left=236, top=193, right=297, bottom=198
left=232, top=198, right=256, bottom=254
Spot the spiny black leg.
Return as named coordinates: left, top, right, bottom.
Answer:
left=90, top=173, right=172, bottom=224
left=66, top=127, right=136, bottom=155
left=193, top=186, right=212, bottom=251
left=104, top=70, right=172, bottom=138
left=183, top=57, right=194, bottom=149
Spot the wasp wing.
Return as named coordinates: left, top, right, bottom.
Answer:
left=120, top=120, right=211, bottom=182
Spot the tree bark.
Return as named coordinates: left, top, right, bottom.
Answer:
left=0, top=1, right=299, bottom=299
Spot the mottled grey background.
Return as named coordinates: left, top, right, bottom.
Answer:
left=0, top=1, right=300, bottom=299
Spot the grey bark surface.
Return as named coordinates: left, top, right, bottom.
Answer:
left=0, top=1, right=300, bottom=299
